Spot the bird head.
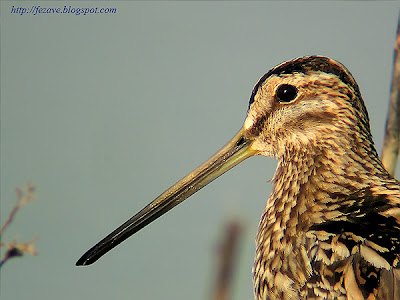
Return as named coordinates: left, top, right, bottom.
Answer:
left=243, top=56, right=371, bottom=159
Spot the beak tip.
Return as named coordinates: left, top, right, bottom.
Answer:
left=75, top=258, right=87, bottom=266
left=76, top=253, right=95, bottom=266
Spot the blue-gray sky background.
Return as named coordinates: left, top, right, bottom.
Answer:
left=1, top=2, right=399, bottom=299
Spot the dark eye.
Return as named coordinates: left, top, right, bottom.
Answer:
left=275, top=84, right=298, bottom=103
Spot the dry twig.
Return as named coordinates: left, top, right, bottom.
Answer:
left=211, top=220, right=243, bottom=300
left=0, top=183, right=37, bottom=268
left=382, top=15, right=400, bottom=176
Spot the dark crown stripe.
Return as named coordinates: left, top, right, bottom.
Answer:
left=248, top=56, right=362, bottom=109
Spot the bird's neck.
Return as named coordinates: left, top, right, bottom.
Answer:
left=253, top=136, right=392, bottom=298
left=260, top=136, right=388, bottom=237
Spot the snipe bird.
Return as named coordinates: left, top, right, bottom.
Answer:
left=77, top=56, right=400, bottom=299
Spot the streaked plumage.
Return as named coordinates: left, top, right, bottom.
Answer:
left=249, top=56, right=400, bottom=299
left=77, top=56, right=400, bottom=299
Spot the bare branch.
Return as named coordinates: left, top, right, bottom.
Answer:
left=0, top=184, right=36, bottom=236
left=0, top=183, right=37, bottom=268
left=0, top=238, right=37, bottom=268
left=382, top=14, right=400, bottom=176
left=211, top=220, right=243, bottom=300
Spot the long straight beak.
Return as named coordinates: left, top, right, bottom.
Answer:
left=76, top=127, right=257, bottom=266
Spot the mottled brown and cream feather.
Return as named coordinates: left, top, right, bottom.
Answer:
left=248, top=56, right=400, bottom=299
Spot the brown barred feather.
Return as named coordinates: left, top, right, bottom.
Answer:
left=250, top=56, right=400, bottom=299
